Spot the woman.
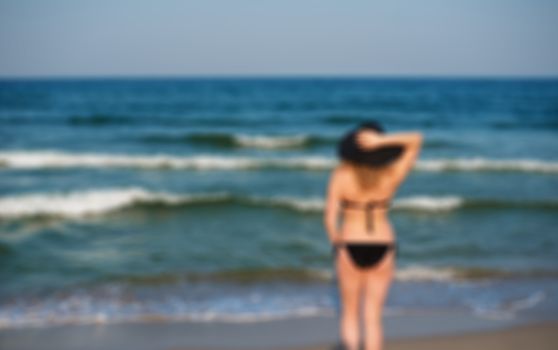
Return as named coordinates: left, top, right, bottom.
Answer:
left=324, top=121, right=422, bottom=350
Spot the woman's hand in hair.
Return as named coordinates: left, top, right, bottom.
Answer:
left=355, top=130, right=382, bottom=150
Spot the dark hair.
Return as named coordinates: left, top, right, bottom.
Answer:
left=337, top=120, right=404, bottom=167
left=357, top=121, right=384, bottom=134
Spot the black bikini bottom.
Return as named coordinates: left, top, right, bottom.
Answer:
left=333, top=242, right=397, bottom=269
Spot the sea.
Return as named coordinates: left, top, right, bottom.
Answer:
left=0, top=77, right=557, bottom=329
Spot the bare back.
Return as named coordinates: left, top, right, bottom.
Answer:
left=323, top=131, right=422, bottom=247
left=336, top=163, right=399, bottom=243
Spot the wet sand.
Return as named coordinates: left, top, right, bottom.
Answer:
left=385, top=321, right=558, bottom=350
left=1, top=312, right=556, bottom=350
left=294, top=321, right=558, bottom=350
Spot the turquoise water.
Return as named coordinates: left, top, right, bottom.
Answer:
left=0, top=77, right=557, bottom=328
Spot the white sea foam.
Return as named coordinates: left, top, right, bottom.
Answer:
left=0, top=188, right=230, bottom=219
left=0, top=282, right=334, bottom=329
left=0, top=189, right=469, bottom=219
left=260, top=195, right=465, bottom=213
left=0, top=302, right=332, bottom=329
left=417, top=157, right=558, bottom=174
left=0, top=150, right=334, bottom=170
left=2, top=150, right=557, bottom=174
left=0, top=266, right=472, bottom=329
left=469, top=291, right=546, bottom=320
left=395, top=265, right=460, bottom=281
left=0, top=263, right=547, bottom=329
left=393, top=196, right=464, bottom=212
left=233, top=134, right=309, bottom=148
left=250, top=196, right=325, bottom=212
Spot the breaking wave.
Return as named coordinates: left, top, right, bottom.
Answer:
left=0, top=264, right=553, bottom=329
left=417, top=157, right=558, bottom=174
left=140, top=132, right=333, bottom=149
left=1, top=151, right=558, bottom=174
left=1, top=188, right=556, bottom=220
left=0, top=151, right=335, bottom=170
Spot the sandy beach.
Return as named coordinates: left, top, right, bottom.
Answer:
left=2, top=311, right=557, bottom=350
left=385, top=321, right=558, bottom=350
left=294, top=321, right=558, bottom=350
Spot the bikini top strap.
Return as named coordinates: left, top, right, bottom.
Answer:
left=340, top=198, right=391, bottom=210
left=338, top=198, right=391, bottom=236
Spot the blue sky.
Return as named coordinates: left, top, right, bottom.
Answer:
left=0, top=0, right=557, bottom=77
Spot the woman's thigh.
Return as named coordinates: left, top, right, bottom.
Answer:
left=363, top=249, right=396, bottom=309
left=335, top=247, right=364, bottom=306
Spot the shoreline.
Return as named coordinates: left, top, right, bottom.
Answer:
left=1, top=309, right=556, bottom=350
left=295, top=321, right=558, bottom=350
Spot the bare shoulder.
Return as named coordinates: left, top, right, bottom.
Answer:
left=332, top=162, right=352, bottom=182
left=327, top=163, right=354, bottom=196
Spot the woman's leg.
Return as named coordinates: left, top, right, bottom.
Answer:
left=362, top=249, right=395, bottom=350
left=336, top=247, right=364, bottom=350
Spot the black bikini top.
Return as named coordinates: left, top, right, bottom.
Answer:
left=340, top=198, right=391, bottom=234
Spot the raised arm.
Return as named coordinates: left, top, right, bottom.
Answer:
left=323, top=167, right=342, bottom=245
left=356, top=131, right=423, bottom=187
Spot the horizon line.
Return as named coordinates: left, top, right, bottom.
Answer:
left=1, top=73, right=558, bottom=81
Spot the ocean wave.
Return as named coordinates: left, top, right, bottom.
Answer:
left=140, top=132, right=332, bottom=149
left=140, top=132, right=455, bottom=150
left=0, top=188, right=229, bottom=219
left=112, top=267, right=333, bottom=285
left=0, top=287, right=332, bottom=329
left=0, top=151, right=335, bottom=170
left=1, top=151, right=557, bottom=174
left=417, top=157, right=558, bottom=174
left=0, top=265, right=554, bottom=329
left=0, top=242, right=13, bottom=257
left=323, top=115, right=558, bottom=131
left=234, top=134, right=324, bottom=149
left=395, top=265, right=472, bottom=282
left=65, top=114, right=278, bottom=127
left=0, top=189, right=329, bottom=219
left=489, top=120, right=558, bottom=130
left=468, top=291, right=547, bottom=320
left=116, top=265, right=553, bottom=285
left=0, top=265, right=547, bottom=329
left=0, top=189, right=463, bottom=219
left=393, top=196, right=463, bottom=211
left=0, top=307, right=332, bottom=330
left=396, top=265, right=508, bottom=282
left=68, top=114, right=137, bottom=126
left=100, top=265, right=558, bottom=288
left=392, top=196, right=558, bottom=212
left=2, top=188, right=557, bottom=220
left=0, top=151, right=337, bottom=170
